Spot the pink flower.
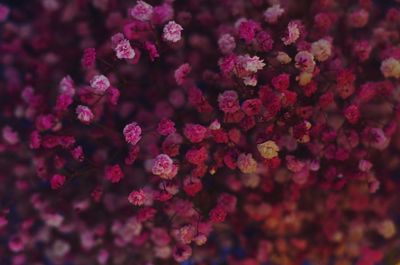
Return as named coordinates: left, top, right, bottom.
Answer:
left=163, top=21, right=183, bottom=43
left=295, top=51, right=315, bottom=73
left=2, top=126, right=19, bottom=145
left=209, top=206, right=227, bottom=223
left=130, top=1, right=153, bottom=21
left=152, top=154, right=173, bottom=176
left=157, top=118, right=176, bottom=136
left=81, top=48, right=96, bottom=68
left=183, top=124, right=207, bottom=143
left=51, top=174, right=66, bottom=190
left=105, top=165, right=124, bottom=183
left=123, top=122, right=142, bottom=145
left=237, top=20, right=260, bottom=44
left=264, top=4, right=284, bottom=24
left=348, top=9, right=369, bottom=28
left=90, top=75, right=110, bottom=93
left=76, top=105, right=94, bottom=124
left=172, top=244, right=192, bottom=262
left=174, top=63, right=191, bottom=85
left=255, top=31, right=273, bottom=52
left=29, top=131, right=41, bottom=149
left=272, top=73, right=290, bottom=91
left=183, top=177, right=203, bottom=196
left=344, top=105, right=360, bottom=124
left=128, top=189, right=146, bottom=206
left=282, top=21, right=300, bottom=45
left=145, top=42, right=160, bottom=61
left=114, top=39, right=135, bottom=60
left=218, top=34, right=236, bottom=54
left=218, top=90, right=240, bottom=114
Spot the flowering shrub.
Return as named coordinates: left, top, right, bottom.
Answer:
left=1, top=0, right=400, bottom=264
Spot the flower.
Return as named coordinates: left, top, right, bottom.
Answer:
left=257, top=140, right=280, bottom=159
left=295, top=51, right=315, bottom=73
left=90, top=75, right=110, bottom=93
left=311, top=39, right=332, bottom=62
left=183, top=124, right=207, bottom=143
left=51, top=174, right=66, bottom=190
left=123, top=122, right=142, bottom=145
left=163, top=21, right=183, bottom=43
left=128, top=189, right=146, bottom=206
left=130, top=1, right=153, bottom=21
left=218, top=34, right=236, bottom=54
left=105, top=165, right=124, bottom=183
left=218, top=90, right=240, bottom=114
left=76, top=105, right=94, bottom=124
left=381, top=58, right=400, bottom=79
left=152, top=154, right=173, bottom=176
left=114, top=39, right=135, bottom=60
left=237, top=153, right=257, bottom=174
left=174, top=63, right=191, bottom=85
left=282, top=21, right=300, bottom=45
left=264, top=4, right=284, bottom=24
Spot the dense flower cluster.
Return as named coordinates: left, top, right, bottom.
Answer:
left=1, top=0, right=400, bottom=265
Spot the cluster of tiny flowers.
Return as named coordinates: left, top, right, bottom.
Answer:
left=1, top=1, right=400, bottom=265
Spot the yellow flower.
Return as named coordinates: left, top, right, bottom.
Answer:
left=378, top=219, right=396, bottom=239
left=237, top=153, right=258, bottom=174
left=257, top=140, right=279, bottom=159
left=381, top=57, right=400, bottom=79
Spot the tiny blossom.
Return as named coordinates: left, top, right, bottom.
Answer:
left=277, top=51, right=292, bottom=64
left=128, top=189, right=146, bottom=206
left=183, top=177, right=203, bottom=196
left=344, top=105, right=360, bottom=124
left=238, top=20, right=260, bottom=44
left=353, top=40, right=372, bottom=62
left=71, top=146, right=84, bottom=162
left=81, top=48, right=96, bottom=68
left=145, top=42, right=160, bottom=61
left=172, top=245, right=192, bottom=262
left=282, top=21, right=300, bottom=45
left=348, top=9, right=369, bottom=28
left=209, top=206, right=227, bottom=223
left=237, top=153, right=257, bottom=174
left=76, top=105, right=94, bottom=124
left=255, top=31, right=273, bottom=52
left=311, top=39, right=332, bottom=62
left=152, top=3, right=174, bottom=25
left=174, top=63, right=191, bottom=85
left=295, top=51, right=316, bottom=73
left=90, top=75, right=110, bottom=93
left=130, top=1, right=153, bottom=21
left=50, top=174, right=66, bottom=190
left=380, top=58, right=400, bottom=79
left=29, top=131, right=41, bottom=149
left=157, top=118, right=176, bottom=136
left=123, top=122, right=142, bottom=145
left=59, top=75, right=75, bottom=96
left=218, top=90, right=240, bottom=114
left=272, top=73, right=290, bottom=91
left=2, top=126, right=19, bottom=145
left=257, top=140, right=279, bottom=159
left=264, top=4, right=284, bottom=24
left=218, top=34, right=236, bottom=54
left=114, top=39, right=135, bottom=60
left=152, top=154, right=173, bottom=176
left=242, top=98, right=261, bottom=116
left=183, top=124, right=207, bottom=143
left=359, top=159, right=372, bottom=172
left=238, top=55, right=265, bottom=73
left=163, top=21, right=183, bottom=43
left=105, top=164, right=124, bottom=183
